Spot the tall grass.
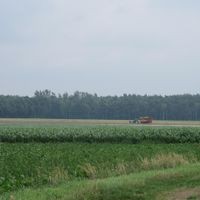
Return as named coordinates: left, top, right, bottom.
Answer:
left=141, top=153, right=192, bottom=170
left=3, top=164, right=200, bottom=200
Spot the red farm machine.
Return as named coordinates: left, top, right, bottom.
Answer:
left=129, top=116, right=153, bottom=124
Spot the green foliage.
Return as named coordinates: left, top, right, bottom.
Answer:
left=1, top=125, right=200, bottom=195
left=1, top=126, right=200, bottom=143
left=1, top=143, right=200, bottom=193
left=2, top=164, right=200, bottom=200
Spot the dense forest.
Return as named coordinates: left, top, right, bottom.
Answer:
left=0, top=90, right=200, bottom=120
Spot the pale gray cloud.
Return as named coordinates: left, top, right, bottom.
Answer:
left=0, top=0, right=200, bottom=96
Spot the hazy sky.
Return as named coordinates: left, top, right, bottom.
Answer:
left=0, top=0, right=200, bottom=96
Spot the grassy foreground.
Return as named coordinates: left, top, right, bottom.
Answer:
left=2, top=163, right=200, bottom=200
left=1, top=143, right=200, bottom=193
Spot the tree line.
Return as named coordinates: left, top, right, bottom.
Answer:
left=0, top=90, right=200, bottom=120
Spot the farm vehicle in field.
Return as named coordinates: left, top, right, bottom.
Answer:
left=129, top=116, right=153, bottom=124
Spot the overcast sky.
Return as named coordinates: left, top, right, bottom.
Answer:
left=0, top=0, right=200, bottom=96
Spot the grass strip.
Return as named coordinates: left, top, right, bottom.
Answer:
left=2, top=163, right=200, bottom=200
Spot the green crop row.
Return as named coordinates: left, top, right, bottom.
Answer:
left=1, top=126, right=200, bottom=143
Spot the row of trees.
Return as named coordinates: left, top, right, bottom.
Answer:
left=0, top=90, right=200, bottom=120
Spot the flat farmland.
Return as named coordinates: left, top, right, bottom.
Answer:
left=0, top=118, right=200, bottom=127
left=1, top=118, right=200, bottom=200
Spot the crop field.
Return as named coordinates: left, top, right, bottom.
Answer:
left=1, top=119, right=200, bottom=199
left=1, top=126, right=200, bottom=143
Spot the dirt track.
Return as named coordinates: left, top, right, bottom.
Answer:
left=164, top=187, right=200, bottom=200
left=0, top=118, right=200, bottom=127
